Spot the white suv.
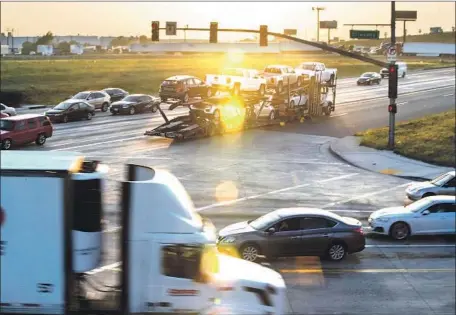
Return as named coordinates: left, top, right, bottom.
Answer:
left=0, top=103, right=17, bottom=116
left=69, top=91, right=111, bottom=112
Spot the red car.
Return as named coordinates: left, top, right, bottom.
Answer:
left=0, top=114, right=53, bottom=150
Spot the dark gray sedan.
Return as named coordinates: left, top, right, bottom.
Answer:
left=217, top=208, right=366, bottom=262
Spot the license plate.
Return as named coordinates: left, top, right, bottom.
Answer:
left=113, top=108, right=118, bottom=111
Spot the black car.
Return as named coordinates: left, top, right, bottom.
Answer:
left=45, top=100, right=95, bottom=123
left=217, top=208, right=366, bottom=262
left=103, top=88, right=129, bottom=102
left=159, top=75, right=212, bottom=103
left=357, top=72, right=382, bottom=85
left=110, top=94, right=160, bottom=115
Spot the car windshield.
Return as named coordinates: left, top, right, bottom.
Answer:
left=0, top=120, right=14, bottom=131
left=162, top=80, right=179, bottom=86
left=264, top=67, right=282, bottom=74
left=54, top=102, right=73, bottom=110
left=430, top=173, right=454, bottom=186
left=123, top=96, right=141, bottom=102
left=73, top=92, right=89, bottom=100
left=406, top=198, right=433, bottom=212
left=362, top=73, right=374, bottom=77
left=222, top=69, right=244, bottom=76
left=299, top=64, right=315, bottom=70
left=249, top=212, right=280, bottom=230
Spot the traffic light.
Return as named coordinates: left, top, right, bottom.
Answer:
left=388, top=103, right=397, bottom=114
left=388, top=63, right=398, bottom=99
left=260, top=25, right=268, bottom=47
left=152, top=21, right=160, bottom=42
left=210, top=22, right=218, bottom=43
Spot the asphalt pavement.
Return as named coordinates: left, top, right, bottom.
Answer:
left=9, top=67, right=456, bottom=315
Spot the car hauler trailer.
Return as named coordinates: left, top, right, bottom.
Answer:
left=0, top=150, right=287, bottom=315
left=144, top=76, right=336, bottom=141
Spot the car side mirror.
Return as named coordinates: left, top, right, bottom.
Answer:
left=422, top=210, right=430, bottom=216
left=267, top=227, right=275, bottom=235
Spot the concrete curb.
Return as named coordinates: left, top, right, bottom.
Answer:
left=328, top=139, right=430, bottom=182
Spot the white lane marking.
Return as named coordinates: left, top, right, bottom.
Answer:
left=196, top=173, right=359, bottom=211
left=51, top=136, right=168, bottom=151
left=365, top=244, right=455, bottom=248
left=397, top=102, right=408, bottom=106
left=443, top=94, right=454, bottom=97
left=321, top=183, right=412, bottom=209
left=85, top=154, right=172, bottom=160
left=330, top=113, right=348, bottom=118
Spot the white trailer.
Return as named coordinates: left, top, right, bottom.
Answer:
left=37, top=45, right=53, bottom=56
left=1, top=45, right=9, bottom=56
left=70, top=45, right=84, bottom=55
left=0, top=151, right=287, bottom=315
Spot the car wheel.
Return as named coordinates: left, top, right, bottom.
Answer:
left=268, top=110, right=276, bottom=121
left=207, top=123, right=217, bottom=137
left=402, top=72, right=406, bottom=78
left=390, top=222, right=410, bottom=240
left=327, top=243, right=346, bottom=261
left=63, top=115, right=69, bottom=123
left=151, top=104, right=158, bottom=113
left=101, top=103, right=109, bottom=112
left=87, top=112, right=93, bottom=120
left=289, top=100, right=295, bottom=108
left=206, top=88, right=212, bottom=98
left=368, top=81, right=372, bottom=85
left=329, top=74, right=335, bottom=85
left=276, top=82, right=283, bottom=94
left=2, top=138, right=12, bottom=150
left=323, top=106, right=332, bottom=116
left=161, top=97, right=168, bottom=103
left=381, top=75, right=385, bottom=79
left=258, top=84, right=265, bottom=96
left=35, top=133, right=47, bottom=146
left=240, top=243, right=261, bottom=262
left=182, top=93, right=189, bottom=103
left=129, top=107, right=136, bottom=115
left=213, top=109, right=221, bottom=123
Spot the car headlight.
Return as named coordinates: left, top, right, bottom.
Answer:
left=220, top=236, right=236, bottom=243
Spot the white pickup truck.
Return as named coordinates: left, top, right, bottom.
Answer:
left=295, top=62, right=337, bottom=84
left=205, top=68, right=267, bottom=96
left=262, top=65, right=302, bottom=94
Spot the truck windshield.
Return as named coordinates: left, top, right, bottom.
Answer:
left=299, top=64, right=315, bottom=70
left=0, top=120, right=14, bottom=131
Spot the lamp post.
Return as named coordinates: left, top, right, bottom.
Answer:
left=312, top=6, right=325, bottom=42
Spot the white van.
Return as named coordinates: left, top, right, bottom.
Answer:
left=380, top=61, right=407, bottom=78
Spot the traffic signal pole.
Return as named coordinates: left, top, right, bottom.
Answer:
left=388, top=1, right=397, bottom=150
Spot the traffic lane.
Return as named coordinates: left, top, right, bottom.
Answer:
left=264, top=85, right=455, bottom=138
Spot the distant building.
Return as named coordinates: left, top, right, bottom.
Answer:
left=430, top=27, right=444, bottom=34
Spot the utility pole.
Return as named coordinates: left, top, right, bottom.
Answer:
left=312, top=6, right=325, bottom=42
left=403, top=21, right=407, bottom=43
left=388, top=1, right=397, bottom=149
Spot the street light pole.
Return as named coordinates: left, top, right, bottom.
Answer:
left=312, top=6, right=325, bottom=42
left=388, top=1, right=397, bottom=149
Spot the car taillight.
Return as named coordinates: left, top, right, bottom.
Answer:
left=354, top=227, right=364, bottom=235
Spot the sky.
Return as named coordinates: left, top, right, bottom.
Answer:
left=1, top=1, right=455, bottom=41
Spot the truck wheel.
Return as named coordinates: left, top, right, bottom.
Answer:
left=35, top=133, right=47, bottom=145
left=101, top=103, right=109, bottom=112
left=2, top=138, right=12, bottom=150
left=276, top=82, right=283, bottom=94
left=258, top=84, right=265, bottom=96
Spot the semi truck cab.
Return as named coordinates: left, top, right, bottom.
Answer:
left=1, top=151, right=287, bottom=315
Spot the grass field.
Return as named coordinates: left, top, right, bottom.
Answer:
left=355, top=110, right=455, bottom=167
left=343, top=31, right=456, bottom=47
left=1, top=53, right=454, bottom=105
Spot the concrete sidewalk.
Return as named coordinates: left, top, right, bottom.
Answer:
left=330, top=136, right=454, bottom=181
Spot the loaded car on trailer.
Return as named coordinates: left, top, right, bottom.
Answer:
left=262, top=65, right=302, bottom=94
left=159, top=75, right=213, bottom=103
left=205, top=68, right=267, bottom=96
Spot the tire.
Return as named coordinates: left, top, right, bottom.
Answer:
left=205, top=88, right=212, bottom=99
left=35, top=133, right=46, bottom=146
left=323, top=106, right=331, bottom=116
left=297, top=76, right=302, bottom=87
left=151, top=104, right=158, bottom=113
left=129, top=107, right=136, bottom=115
left=161, top=97, right=168, bottom=103
left=327, top=242, right=346, bottom=261
left=329, top=74, right=335, bottom=85
left=101, top=103, right=109, bottom=112
left=276, top=82, right=283, bottom=94
left=368, top=81, right=372, bottom=85
left=240, top=243, right=261, bottom=262
left=2, top=138, right=12, bottom=150
left=207, top=123, right=216, bottom=137
left=268, top=110, right=276, bottom=121
left=62, top=115, right=69, bottom=123
left=402, top=72, right=406, bottom=78
left=258, top=84, right=266, bottom=96
left=86, top=112, right=93, bottom=120
left=182, top=93, right=189, bottom=103
left=390, top=222, right=411, bottom=241
left=289, top=100, right=295, bottom=108
left=213, top=109, right=221, bottom=123
left=381, top=75, right=385, bottom=79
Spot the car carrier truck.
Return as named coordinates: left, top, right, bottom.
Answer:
left=0, top=150, right=287, bottom=315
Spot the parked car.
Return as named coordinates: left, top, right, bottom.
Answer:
left=217, top=208, right=365, bottom=262
left=368, top=196, right=456, bottom=240
left=405, top=171, right=456, bottom=202
left=205, top=68, right=267, bottom=96
left=262, top=65, right=301, bottom=94
left=110, top=94, right=160, bottom=115
left=159, top=75, right=212, bottom=103
left=0, top=103, right=17, bottom=116
left=357, top=72, right=382, bottom=85
left=380, top=61, right=407, bottom=78
left=0, top=114, right=53, bottom=150
left=69, top=90, right=111, bottom=112
left=102, top=88, right=129, bottom=102
left=45, top=100, right=95, bottom=123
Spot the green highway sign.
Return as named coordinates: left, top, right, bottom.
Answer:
left=349, top=30, right=380, bottom=39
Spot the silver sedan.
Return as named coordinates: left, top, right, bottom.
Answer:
left=405, top=171, right=456, bottom=202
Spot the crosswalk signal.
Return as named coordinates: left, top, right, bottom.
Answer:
left=388, top=63, right=398, bottom=99
left=388, top=103, right=397, bottom=114
left=209, top=22, right=218, bottom=44
left=152, top=21, right=160, bottom=42
left=260, top=25, right=268, bottom=47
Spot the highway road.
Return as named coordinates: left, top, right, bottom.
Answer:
left=8, top=67, right=456, bottom=315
